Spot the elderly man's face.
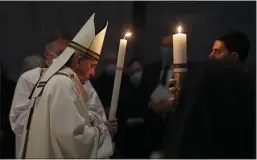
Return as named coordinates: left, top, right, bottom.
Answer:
left=209, top=40, right=230, bottom=60
left=78, top=57, right=98, bottom=83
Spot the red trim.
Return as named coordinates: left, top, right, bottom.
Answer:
left=39, top=61, right=49, bottom=68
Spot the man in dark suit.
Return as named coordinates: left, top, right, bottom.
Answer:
left=1, top=66, right=16, bottom=158
left=163, top=30, right=255, bottom=158
left=163, top=59, right=255, bottom=158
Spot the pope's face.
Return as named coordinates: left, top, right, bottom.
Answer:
left=77, top=57, right=98, bottom=83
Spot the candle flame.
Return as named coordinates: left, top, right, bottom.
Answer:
left=178, top=26, right=182, bottom=33
left=124, top=32, right=132, bottom=39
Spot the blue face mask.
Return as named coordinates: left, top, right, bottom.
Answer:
left=160, top=46, right=173, bottom=65
left=130, top=71, right=143, bottom=86
left=105, top=64, right=116, bottom=76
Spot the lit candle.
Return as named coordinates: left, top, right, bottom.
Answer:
left=109, top=32, right=132, bottom=120
left=169, top=26, right=187, bottom=107
left=173, top=26, right=187, bottom=65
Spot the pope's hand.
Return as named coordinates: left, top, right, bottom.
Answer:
left=104, top=118, right=118, bottom=136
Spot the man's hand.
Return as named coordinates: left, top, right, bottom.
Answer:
left=104, top=118, right=118, bottom=136
left=151, top=99, right=173, bottom=113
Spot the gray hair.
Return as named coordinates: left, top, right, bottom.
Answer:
left=65, top=51, right=96, bottom=67
left=21, top=54, right=44, bottom=74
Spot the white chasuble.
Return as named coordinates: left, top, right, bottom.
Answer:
left=19, top=67, right=109, bottom=158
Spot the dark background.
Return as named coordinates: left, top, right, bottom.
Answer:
left=1, top=1, right=256, bottom=81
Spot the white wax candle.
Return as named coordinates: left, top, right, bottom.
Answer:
left=173, top=29, right=187, bottom=64
left=117, top=39, right=127, bottom=68
left=109, top=39, right=127, bottom=119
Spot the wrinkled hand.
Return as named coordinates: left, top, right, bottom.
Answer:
left=104, top=118, right=118, bottom=136
left=151, top=99, right=173, bottom=113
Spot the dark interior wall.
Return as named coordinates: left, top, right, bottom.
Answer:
left=144, top=1, right=256, bottom=64
left=1, top=1, right=255, bottom=81
left=1, top=1, right=133, bottom=81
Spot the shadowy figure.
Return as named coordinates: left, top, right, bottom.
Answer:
left=1, top=63, right=16, bottom=158
left=164, top=59, right=256, bottom=158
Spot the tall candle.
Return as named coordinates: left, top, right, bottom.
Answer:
left=173, top=26, right=187, bottom=66
left=169, top=26, right=187, bottom=110
left=109, top=33, right=132, bottom=120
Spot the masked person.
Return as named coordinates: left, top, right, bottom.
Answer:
left=91, top=53, right=138, bottom=158
left=149, top=38, right=175, bottom=113
left=91, top=53, right=118, bottom=116
left=17, top=14, right=114, bottom=158
left=147, top=43, right=175, bottom=158
left=127, top=58, right=143, bottom=87
left=20, top=54, right=44, bottom=74
left=9, top=30, right=71, bottom=158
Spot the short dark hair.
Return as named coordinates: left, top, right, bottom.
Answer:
left=46, top=30, right=72, bottom=45
left=215, top=31, right=250, bottom=62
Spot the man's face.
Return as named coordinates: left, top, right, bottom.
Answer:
left=129, top=61, right=142, bottom=73
left=45, top=38, right=69, bottom=64
left=209, top=40, right=230, bottom=60
left=78, top=58, right=98, bottom=82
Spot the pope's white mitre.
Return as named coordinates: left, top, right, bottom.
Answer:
left=32, top=13, right=108, bottom=98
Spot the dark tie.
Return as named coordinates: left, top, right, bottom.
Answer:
left=160, top=65, right=170, bottom=86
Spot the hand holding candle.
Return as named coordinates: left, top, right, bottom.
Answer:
left=169, top=25, right=187, bottom=111
left=109, top=32, right=132, bottom=120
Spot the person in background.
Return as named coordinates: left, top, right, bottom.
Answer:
left=118, top=57, right=151, bottom=158
left=126, top=58, right=144, bottom=87
left=152, top=30, right=251, bottom=114
left=91, top=53, right=149, bottom=158
left=20, top=54, right=44, bottom=74
left=209, top=30, right=250, bottom=63
left=151, top=30, right=251, bottom=113
left=149, top=35, right=175, bottom=113
left=139, top=35, right=175, bottom=158
left=91, top=52, right=118, bottom=116
left=164, top=59, right=255, bottom=158
left=162, top=30, right=253, bottom=158
left=9, top=30, right=71, bottom=158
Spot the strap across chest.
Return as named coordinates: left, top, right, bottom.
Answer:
left=55, top=68, right=89, bottom=101
left=33, top=67, right=88, bottom=102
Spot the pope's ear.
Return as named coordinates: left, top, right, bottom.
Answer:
left=75, top=55, right=83, bottom=68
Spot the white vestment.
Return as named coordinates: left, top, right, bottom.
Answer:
left=9, top=67, right=41, bottom=157
left=19, top=67, right=111, bottom=158
left=10, top=67, right=113, bottom=158
left=85, top=82, right=113, bottom=158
